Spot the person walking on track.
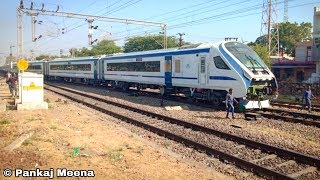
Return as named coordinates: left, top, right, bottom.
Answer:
left=226, top=88, right=238, bottom=119
left=302, top=86, right=314, bottom=112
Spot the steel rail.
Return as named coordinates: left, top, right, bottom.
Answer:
left=45, top=83, right=320, bottom=168
left=262, top=108, right=320, bottom=121
left=272, top=100, right=320, bottom=108
left=271, top=102, right=320, bottom=112
left=257, top=111, right=320, bottom=128
left=44, top=84, right=294, bottom=180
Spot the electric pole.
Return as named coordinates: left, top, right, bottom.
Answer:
left=177, top=33, right=185, bottom=47
left=260, top=0, right=279, bottom=56
left=10, top=45, right=15, bottom=68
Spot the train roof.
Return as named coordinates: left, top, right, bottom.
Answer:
left=49, top=56, right=99, bottom=62
left=31, top=41, right=238, bottom=63
left=100, top=42, right=226, bottom=60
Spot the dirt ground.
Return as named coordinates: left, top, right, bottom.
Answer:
left=0, top=80, right=232, bottom=179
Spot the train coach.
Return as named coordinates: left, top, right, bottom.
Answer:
left=46, top=57, right=100, bottom=84
left=1, top=41, right=278, bottom=109
left=99, top=41, right=278, bottom=109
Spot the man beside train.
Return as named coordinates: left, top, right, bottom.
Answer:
left=225, top=88, right=238, bottom=119
left=302, top=86, right=314, bottom=113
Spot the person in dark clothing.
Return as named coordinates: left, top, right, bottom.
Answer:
left=302, top=86, right=314, bottom=112
left=9, top=74, right=18, bottom=98
left=5, top=72, right=12, bottom=93
left=226, top=88, right=238, bottom=119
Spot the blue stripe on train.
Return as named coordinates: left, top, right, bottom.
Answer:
left=209, top=76, right=236, bottom=80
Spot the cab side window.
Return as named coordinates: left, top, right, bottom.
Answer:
left=213, top=56, right=230, bottom=70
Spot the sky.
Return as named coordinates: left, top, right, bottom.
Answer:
left=0, top=0, right=319, bottom=65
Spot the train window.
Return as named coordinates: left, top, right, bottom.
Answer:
left=200, top=57, right=205, bottom=73
left=175, top=60, right=181, bottom=73
left=28, top=65, right=42, bottom=70
left=50, top=64, right=91, bottom=71
left=107, top=61, right=160, bottom=72
left=213, top=56, right=230, bottom=70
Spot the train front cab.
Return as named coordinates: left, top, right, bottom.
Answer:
left=221, top=41, right=278, bottom=110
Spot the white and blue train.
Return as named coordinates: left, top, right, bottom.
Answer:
left=2, top=41, right=278, bottom=109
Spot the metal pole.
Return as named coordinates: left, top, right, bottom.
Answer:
left=177, top=33, right=185, bottom=47
left=267, top=0, right=272, bottom=56
left=10, top=45, right=15, bottom=68
left=162, top=25, right=167, bottom=49
left=31, top=15, right=36, bottom=42
left=87, top=19, right=94, bottom=45
left=17, top=8, right=23, bottom=58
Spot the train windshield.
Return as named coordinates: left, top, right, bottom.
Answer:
left=224, top=42, right=267, bottom=69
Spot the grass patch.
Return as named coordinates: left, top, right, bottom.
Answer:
left=0, top=119, right=11, bottom=125
left=163, top=141, right=171, bottom=148
left=133, top=146, right=144, bottom=154
left=66, top=148, right=80, bottom=158
left=50, top=125, right=58, bottom=130
left=27, top=116, right=42, bottom=122
left=106, top=148, right=123, bottom=161
left=22, top=139, right=32, bottom=146
left=45, top=98, right=51, bottom=103
left=123, top=143, right=133, bottom=150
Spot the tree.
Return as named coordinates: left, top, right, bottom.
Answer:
left=35, top=54, right=59, bottom=60
left=123, top=35, right=187, bottom=53
left=278, top=22, right=312, bottom=55
left=253, top=22, right=312, bottom=56
left=91, top=40, right=122, bottom=55
left=249, top=44, right=271, bottom=68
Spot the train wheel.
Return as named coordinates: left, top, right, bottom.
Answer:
left=212, top=97, right=220, bottom=107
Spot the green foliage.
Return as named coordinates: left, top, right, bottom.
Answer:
left=69, top=40, right=122, bottom=57
left=123, top=35, right=189, bottom=53
left=91, top=40, right=122, bottom=55
left=35, top=54, right=64, bottom=60
left=253, top=22, right=312, bottom=56
left=278, top=22, right=312, bottom=55
left=0, top=119, right=11, bottom=125
left=249, top=44, right=270, bottom=68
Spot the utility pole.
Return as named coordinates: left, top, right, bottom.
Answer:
left=260, top=0, right=279, bottom=56
left=10, top=45, right=15, bottom=68
left=177, top=33, right=185, bottom=47
left=17, top=5, right=23, bottom=59
left=86, top=18, right=98, bottom=45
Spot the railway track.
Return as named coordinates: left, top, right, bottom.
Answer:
left=251, top=108, right=320, bottom=128
left=44, top=83, right=320, bottom=180
left=271, top=101, right=320, bottom=112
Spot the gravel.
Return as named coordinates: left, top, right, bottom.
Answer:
left=45, top=82, right=320, bottom=179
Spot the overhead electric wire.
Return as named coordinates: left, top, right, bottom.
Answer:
left=112, top=0, right=295, bottom=39
left=35, top=0, right=141, bottom=50
left=33, top=0, right=316, bottom=56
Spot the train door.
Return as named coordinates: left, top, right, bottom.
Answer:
left=199, top=56, right=206, bottom=85
left=94, top=60, right=97, bottom=80
left=100, top=59, right=104, bottom=80
left=165, top=56, right=172, bottom=88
